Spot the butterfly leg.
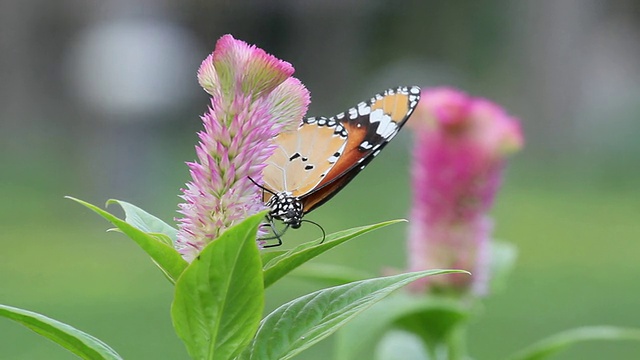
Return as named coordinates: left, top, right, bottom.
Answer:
left=261, top=224, right=288, bottom=248
left=258, top=215, right=288, bottom=248
left=262, top=234, right=283, bottom=248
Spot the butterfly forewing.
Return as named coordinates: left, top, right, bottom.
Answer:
left=262, top=85, right=420, bottom=217
left=314, top=87, right=419, bottom=192
left=262, top=119, right=348, bottom=203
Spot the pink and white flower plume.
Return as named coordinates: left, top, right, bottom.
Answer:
left=176, top=35, right=310, bottom=262
left=408, top=87, right=523, bottom=296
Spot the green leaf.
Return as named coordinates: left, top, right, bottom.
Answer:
left=260, top=249, right=287, bottom=267
left=148, top=232, right=174, bottom=247
left=107, top=199, right=178, bottom=243
left=488, top=240, right=518, bottom=294
left=506, top=326, right=640, bottom=360
left=240, top=269, right=467, bottom=360
left=336, top=293, right=469, bottom=360
left=0, top=304, right=123, bottom=360
left=67, top=196, right=188, bottom=284
left=171, top=212, right=265, bottom=360
left=262, top=219, right=405, bottom=288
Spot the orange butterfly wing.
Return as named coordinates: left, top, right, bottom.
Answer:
left=262, top=121, right=347, bottom=203
left=300, top=86, right=420, bottom=213
left=261, top=86, right=420, bottom=215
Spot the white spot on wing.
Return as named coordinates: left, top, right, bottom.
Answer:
left=369, top=108, right=384, bottom=123
left=375, top=114, right=397, bottom=139
left=357, top=102, right=371, bottom=116
left=348, top=107, right=358, bottom=119
left=359, top=140, right=373, bottom=150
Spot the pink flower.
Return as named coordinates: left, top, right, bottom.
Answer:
left=175, top=35, right=310, bottom=262
left=407, top=87, right=523, bottom=296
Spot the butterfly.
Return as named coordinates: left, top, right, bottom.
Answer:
left=259, top=86, right=421, bottom=246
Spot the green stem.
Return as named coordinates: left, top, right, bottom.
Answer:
left=446, top=322, right=467, bottom=360
left=421, top=321, right=468, bottom=360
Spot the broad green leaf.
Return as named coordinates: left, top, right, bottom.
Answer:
left=260, top=250, right=287, bottom=267
left=291, top=263, right=374, bottom=287
left=240, top=269, right=467, bottom=360
left=0, top=304, right=123, bottom=360
left=67, top=197, right=187, bottom=284
left=262, top=219, right=405, bottom=288
left=148, top=232, right=174, bottom=247
left=105, top=230, right=173, bottom=247
left=171, top=212, right=265, bottom=360
left=488, top=240, right=518, bottom=294
left=336, top=293, right=469, bottom=360
left=107, top=199, right=178, bottom=242
left=506, top=326, right=640, bottom=360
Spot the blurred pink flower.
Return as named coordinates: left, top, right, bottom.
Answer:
left=176, top=35, right=310, bottom=262
left=408, top=87, right=523, bottom=296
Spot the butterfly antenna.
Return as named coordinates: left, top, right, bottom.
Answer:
left=248, top=176, right=277, bottom=196
left=301, top=219, right=326, bottom=245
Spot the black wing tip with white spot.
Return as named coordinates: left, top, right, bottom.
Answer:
left=377, top=85, right=421, bottom=95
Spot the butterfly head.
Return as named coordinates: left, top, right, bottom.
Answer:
left=266, top=192, right=304, bottom=229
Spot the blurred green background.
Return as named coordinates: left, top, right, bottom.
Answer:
left=2, top=1, right=640, bottom=359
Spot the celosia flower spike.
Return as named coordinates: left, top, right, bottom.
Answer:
left=408, top=87, right=523, bottom=296
left=176, top=35, right=310, bottom=262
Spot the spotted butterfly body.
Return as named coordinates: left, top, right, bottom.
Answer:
left=262, top=85, right=421, bottom=232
